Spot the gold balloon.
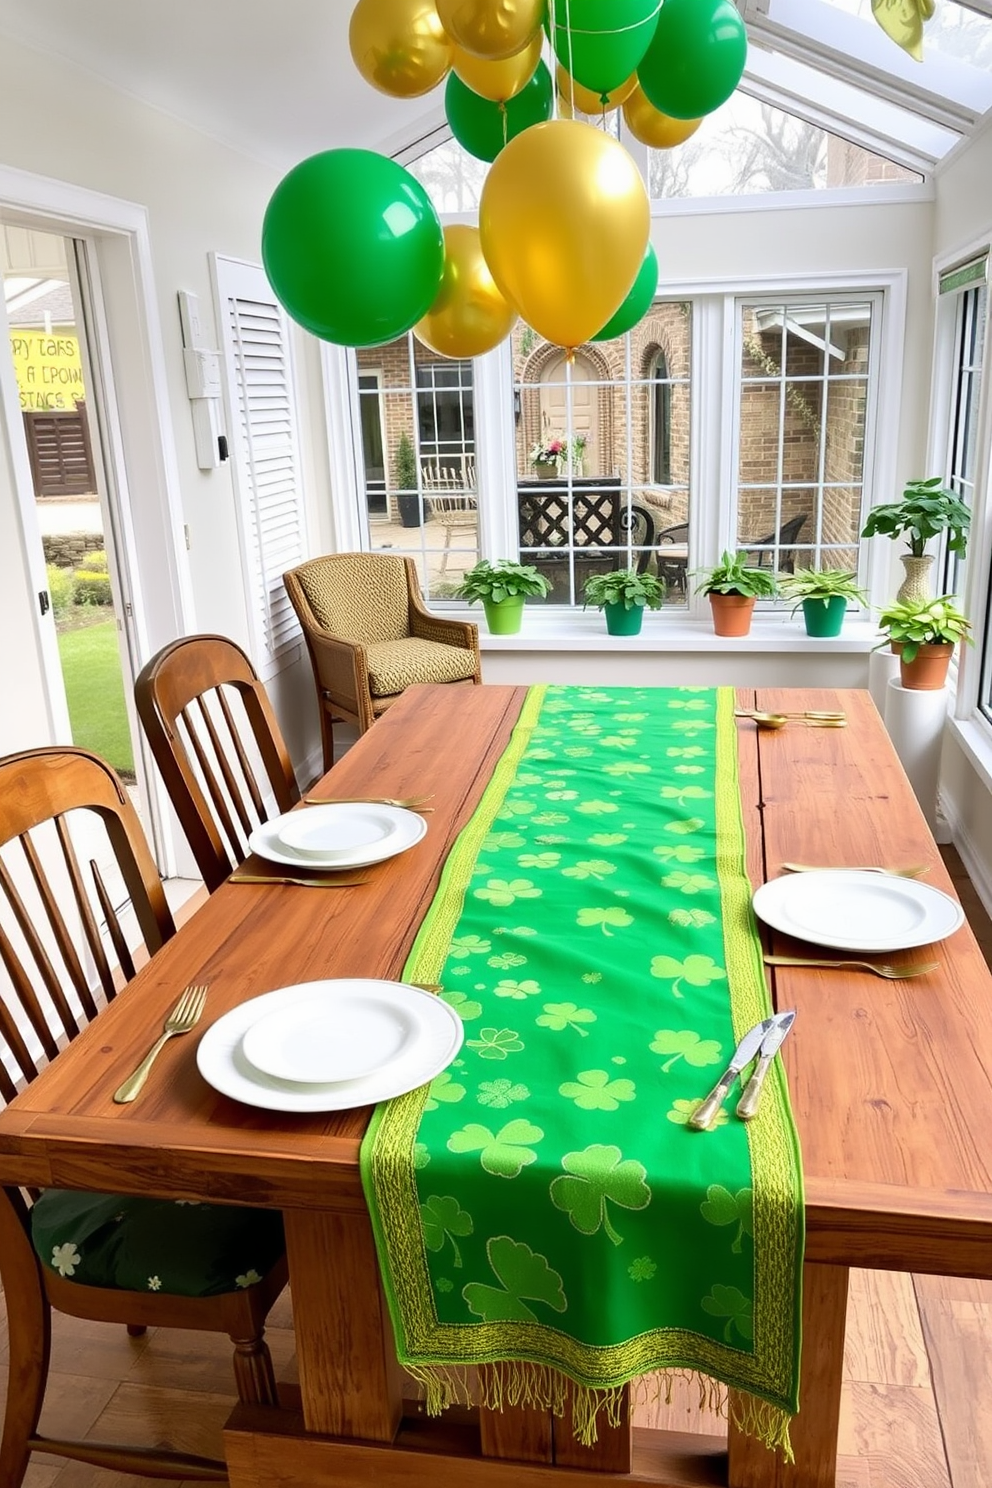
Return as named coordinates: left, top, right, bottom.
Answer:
left=451, top=31, right=543, bottom=101
left=622, top=84, right=702, bottom=148
left=415, top=225, right=517, bottom=358
left=349, top=0, right=453, bottom=99
left=479, top=120, right=650, bottom=349
left=436, top=0, right=544, bottom=60
left=555, top=64, right=637, bottom=116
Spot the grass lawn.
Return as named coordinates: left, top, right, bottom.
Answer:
left=57, top=616, right=134, bottom=776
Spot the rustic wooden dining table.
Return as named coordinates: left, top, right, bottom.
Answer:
left=3, top=682, right=992, bottom=1488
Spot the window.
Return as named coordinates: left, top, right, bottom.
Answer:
left=354, top=335, right=478, bottom=597
left=358, top=372, right=387, bottom=516
left=647, top=95, right=922, bottom=200
left=937, top=263, right=987, bottom=599
left=328, top=280, right=892, bottom=621
left=513, top=308, right=692, bottom=606
left=212, top=255, right=307, bottom=678
left=735, top=296, right=877, bottom=585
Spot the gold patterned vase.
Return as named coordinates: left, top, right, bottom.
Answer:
left=895, top=553, right=935, bottom=605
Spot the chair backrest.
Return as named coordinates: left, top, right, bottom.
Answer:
left=658, top=522, right=689, bottom=546
left=134, top=634, right=300, bottom=892
left=283, top=553, right=412, bottom=644
left=0, top=746, right=175, bottom=1104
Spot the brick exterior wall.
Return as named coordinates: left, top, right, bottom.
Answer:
left=357, top=299, right=868, bottom=573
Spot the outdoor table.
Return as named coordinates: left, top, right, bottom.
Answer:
left=2, top=683, right=991, bottom=1488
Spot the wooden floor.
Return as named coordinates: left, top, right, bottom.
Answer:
left=3, top=847, right=990, bottom=1488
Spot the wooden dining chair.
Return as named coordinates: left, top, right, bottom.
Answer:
left=134, top=633, right=300, bottom=892
left=283, top=553, right=481, bottom=772
left=0, top=745, right=288, bottom=1487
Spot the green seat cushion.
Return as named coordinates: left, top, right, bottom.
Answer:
left=365, top=637, right=478, bottom=697
left=31, top=1189, right=284, bottom=1298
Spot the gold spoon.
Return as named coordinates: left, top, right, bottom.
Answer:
left=735, top=711, right=847, bottom=730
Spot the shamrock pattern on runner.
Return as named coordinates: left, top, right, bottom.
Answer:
left=363, top=686, right=803, bottom=1434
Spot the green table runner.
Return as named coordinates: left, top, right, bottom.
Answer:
left=361, top=685, right=803, bottom=1453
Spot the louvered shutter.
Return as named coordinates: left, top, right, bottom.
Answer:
left=212, top=255, right=307, bottom=678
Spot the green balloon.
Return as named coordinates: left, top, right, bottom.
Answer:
left=261, top=150, right=444, bottom=347
left=637, top=0, right=747, bottom=121
left=445, top=61, right=553, bottom=163
left=592, top=244, right=659, bottom=341
left=550, top=0, right=660, bottom=97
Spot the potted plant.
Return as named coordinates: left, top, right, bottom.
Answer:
left=778, top=568, right=867, bottom=638
left=456, top=559, right=551, bottom=635
left=583, top=568, right=666, bottom=636
left=394, top=432, right=423, bottom=528
left=693, top=551, right=778, bottom=637
left=875, top=594, right=973, bottom=690
left=860, top=477, right=971, bottom=603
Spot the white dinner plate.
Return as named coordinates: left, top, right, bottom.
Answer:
left=275, top=803, right=401, bottom=862
left=752, top=870, right=965, bottom=952
left=242, top=984, right=417, bottom=1085
left=197, top=979, right=464, bottom=1112
left=248, top=805, right=426, bottom=871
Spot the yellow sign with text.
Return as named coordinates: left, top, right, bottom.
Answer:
left=8, top=327, right=86, bottom=411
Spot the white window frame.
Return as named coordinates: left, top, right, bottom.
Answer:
left=933, top=241, right=992, bottom=733
left=320, top=268, right=904, bottom=630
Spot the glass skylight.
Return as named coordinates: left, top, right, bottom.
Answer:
left=648, top=92, right=921, bottom=199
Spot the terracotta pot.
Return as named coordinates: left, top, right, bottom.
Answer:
left=708, top=593, right=756, bottom=637
left=899, top=641, right=953, bottom=691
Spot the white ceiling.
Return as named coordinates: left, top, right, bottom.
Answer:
left=1, top=0, right=991, bottom=177
left=0, top=0, right=445, bottom=171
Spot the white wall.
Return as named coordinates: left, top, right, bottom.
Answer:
left=0, top=31, right=330, bottom=773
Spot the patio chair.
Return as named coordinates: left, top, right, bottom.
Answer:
left=656, top=521, right=689, bottom=597
left=423, top=457, right=478, bottom=575
left=283, top=552, right=481, bottom=771
left=0, top=745, right=288, bottom=1486
left=744, top=512, right=808, bottom=573
left=135, top=633, right=300, bottom=892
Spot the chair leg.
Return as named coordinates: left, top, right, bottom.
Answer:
left=126, top=1323, right=148, bottom=1337
left=229, top=1329, right=279, bottom=1406
left=0, top=1203, right=51, bottom=1488
left=318, top=696, right=335, bottom=774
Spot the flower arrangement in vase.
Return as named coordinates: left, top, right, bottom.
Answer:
left=529, top=432, right=587, bottom=478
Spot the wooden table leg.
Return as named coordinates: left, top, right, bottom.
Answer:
left=478, top=1378, right=631, bottom=1470
left=728, top=1262, right=849, bottom=1488
left=283, top=1208, right=403, bottom=1440
left=555, top=1383, right=632, bottom=1471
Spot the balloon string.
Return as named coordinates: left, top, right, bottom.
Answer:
left=552, top=4, right=661, bottom=37
left=499, top=99, right=508, bottom=148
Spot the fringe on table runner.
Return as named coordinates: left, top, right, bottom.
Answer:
left=405, top=1361, right=793, bottom=1458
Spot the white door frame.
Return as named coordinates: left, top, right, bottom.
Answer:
left=0, top=161, right=195, bottom=876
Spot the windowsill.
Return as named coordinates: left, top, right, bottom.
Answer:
left=445, top=608, right=880, bottom=653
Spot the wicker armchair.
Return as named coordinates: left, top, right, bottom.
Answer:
left=283, top=553, right=482, bottom=770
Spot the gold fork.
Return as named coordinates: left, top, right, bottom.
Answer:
left=763, top=955, right=939, bottom=980
left=113, top=984, right=208, bottom=1103
left=302, top=794, right=434, bottom=811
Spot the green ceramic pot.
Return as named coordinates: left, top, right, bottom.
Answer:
left=604, top=601, right=644, bottom=636
left=483, top=595, right=526, bottom=634
left=802, top=596, right=847, bottom=637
